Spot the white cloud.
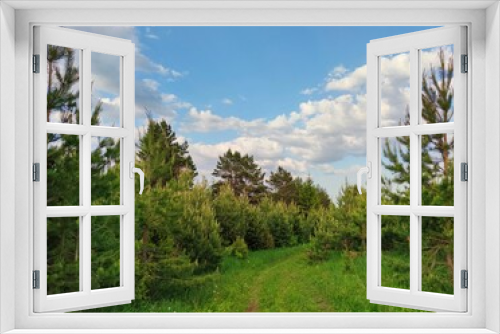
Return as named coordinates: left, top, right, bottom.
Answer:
left=300, top=87, right=317, bottom=95
left=181, top=108, right=266, bottom=133
left=329, top=65, right=348, bottom=78
left=317, top=163, right=365, bottom=175
left=189, top=136, right=286, bottom=181
left=258, top=157, right=308, bottom=175
left=222, top=98, right=233, bottom=105
left=324, top=53, right=413, bottom=127
left=183, top=92, right=368, bottom=171
left=134, top=79, right=192, bottom=125
left=161, top=93, right=177, bottom=103
left=143, top=78, right=160, bottom=91
left=326, top=65, right=367, bottom=92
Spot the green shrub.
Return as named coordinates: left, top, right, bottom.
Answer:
left=134, top=172, right=223, bottom=299
left=213, top=184, right=248, bottom=246
left=307, top=208, right=338, bottom=262
left=260, top=198, right=294, bottom=248
left=333, top=184, right=367, bottom=252
left=229, top=236, right=249, bottom=259
left=245, top=204, right=274, bottom=250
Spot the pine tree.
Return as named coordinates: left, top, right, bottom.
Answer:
left=212, top=149, right=267, bottom=204
left=294, top=177, right=331, bottom=213
left=47, top=46, right=80, bottom=124
left=268, top=166, right=298, bottom=204
left=136, top=115, right=197, bottom=189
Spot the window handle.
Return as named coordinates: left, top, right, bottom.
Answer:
left=357, top=162, right=372, bottom=195
left=129, top=162, right=144, bottom=195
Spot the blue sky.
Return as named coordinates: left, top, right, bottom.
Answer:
left=74, top=26, right=438, bottom=200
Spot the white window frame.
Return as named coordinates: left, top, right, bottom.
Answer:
left=1, top=1, right=499, bottom=333
left=33, top=26, right=136, bottom=313
left=366, top=26, right=467, bottom=312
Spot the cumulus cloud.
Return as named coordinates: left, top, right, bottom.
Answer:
left=189, top=136, right=287, bottom=181
left=317, top=163, right=365, bottom=175
left=181, top=108, right=266, bottom=133
left=135, top=79, right=191, bottom=125
left=222, top=98, right=233, bottom=105
left=300, top=87, right=317, bottom=95
left=258, top=157, right=309, bottom=175
left=323, top=47, right=453, bottom=127
left=329, top=65, right=348, bottom=78
left=142, top=78, right=160, bottom=91
left=182, top=91, right=368, bottom=182
left=325, top=54, right=408, bottom=127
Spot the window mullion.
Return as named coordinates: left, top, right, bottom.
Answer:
left=409, top=47, right=420, bottom=294
left=82, top=48, right=92, bottom=294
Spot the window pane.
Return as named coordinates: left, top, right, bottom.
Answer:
left=420, top=45, right=454, bottom=124
left=91, top=52, right=121, bottom=127
left=91, top=216, right=121, bottom=290
left=379, top=52, right=410, bottom=127
left=47, top=45, right=81, bottom=124
left=421, top=133, right=454, bottom=206
left=381, top=137, right=410, bottom=205
left=47, top=134, right=80, bottom=206
left=47, top=217, right=80, bottom=295
left=381, top=215, right=410, bottom=290
left=91, top=137, right=120, bottom=205
left=421, top=216, right=454, bottom=294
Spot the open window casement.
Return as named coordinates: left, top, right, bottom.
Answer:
left=33, top=26, right=141, bottom=312
left=362, top=26, right=467, bottom=312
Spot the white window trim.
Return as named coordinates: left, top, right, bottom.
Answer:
left=0, top=1, right=498, bottom=333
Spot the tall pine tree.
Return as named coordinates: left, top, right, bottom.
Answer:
left=212, top=149, right=267, bottom=204
left=136, top=115, right=197, bottom=189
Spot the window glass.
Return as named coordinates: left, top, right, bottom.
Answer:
left=421, top=216, right=454, bottom=295
left=381, top=215, right=410, bottom=290
left=91, top=137, right=121, bottom=205
left=421, top=133, right=454, bottom=206
left=47, top=134, right=80, bottom=206
left=91, top=52, right=121, bottom=127
left=91, top=216, right=121, bottom=290
left=380, top=52, right=410, bottom=127
left=47, top=45, right=81, bottom=124
left=47, top=217, right=80, bottom=295
left=420, top=45, right=454, bottom=124
left=381, top=137, right=410, bottom=205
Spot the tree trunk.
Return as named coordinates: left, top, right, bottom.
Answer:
left=442, top=133, right=448, bottom=177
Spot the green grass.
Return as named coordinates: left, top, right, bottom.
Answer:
left=84, top=245, right=420, bottom=313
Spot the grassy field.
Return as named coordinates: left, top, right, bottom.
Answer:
left=85, top=245, right=418, bottom=313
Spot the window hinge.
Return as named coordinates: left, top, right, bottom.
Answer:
left=461, top=270, right=468, bottom=289
left=33, top=270, right=40, bottom=289
left=461, top=162, right=468, bottom=181
left=33, top=54, right=40, bottom=73
left=461, top=54, right=468, bottom=73
left=33, top=163, right=40, bottom=182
